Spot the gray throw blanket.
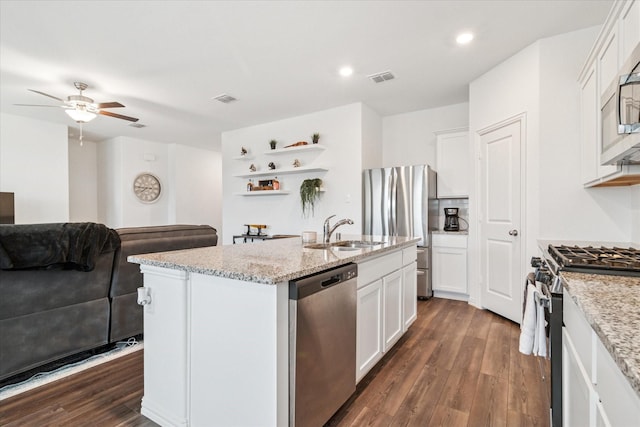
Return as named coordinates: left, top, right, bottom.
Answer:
left=0, top=222, right=120, bottom=271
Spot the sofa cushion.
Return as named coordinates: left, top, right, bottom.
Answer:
left=0, top=251, right=115, bottom=320
left=0, top=298, right=110, bottom=381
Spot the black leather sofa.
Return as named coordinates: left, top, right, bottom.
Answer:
left=108, top=225, right=219, bottom=342
left=0, top=223, right=218, bottom=382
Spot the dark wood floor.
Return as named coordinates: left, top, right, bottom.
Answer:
left=0, top=298, right=550, bottom=427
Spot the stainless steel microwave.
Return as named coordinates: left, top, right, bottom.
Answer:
left=601, top=43, right=640, bottom=165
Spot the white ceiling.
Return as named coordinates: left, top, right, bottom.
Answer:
left=0, top=0, right=613, bottom=152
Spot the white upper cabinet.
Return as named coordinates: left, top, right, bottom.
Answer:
left=598, top=28, right=619, bottom=100
left=578, top=0, right=640, bottom=187
left=580, top=64, right=599, bottom=184
left=435, top=129, right=469, bottom=198
left=620, top=0, right=640, bottom=64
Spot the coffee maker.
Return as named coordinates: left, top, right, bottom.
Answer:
left=444, top=208, right=460, bottom=232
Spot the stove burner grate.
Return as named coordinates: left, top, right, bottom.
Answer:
left=548, top=245, right=640, bottom=274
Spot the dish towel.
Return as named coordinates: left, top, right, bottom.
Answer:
left=519, top=281, right=548, bottom=357
left=519, top=283, right=538, bottom=355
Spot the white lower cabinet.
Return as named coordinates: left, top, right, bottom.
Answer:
left=563, top=294, right=640, bottom=427
left=594, top=335, right=640, bottom=427
left=594, top=399, right=612, bottom=427
left=356, top=279, right=383, bottom=381
left=356, top=246, right=417, bottom=382
left=562, top=328, right=594, bottom=427
left=382, top=269, right=403, bottom=352
left=432, top=234, right=468, bottom=299
left=402, top=262, right=417, bottom=331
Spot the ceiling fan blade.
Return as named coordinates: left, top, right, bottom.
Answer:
left=99, top=110, right=139, bottom=122
left=97, top=102, right=125, bottom=109
left=14, top=103, right=63, bottom=107
left=28, top=89, right=64, bottom=102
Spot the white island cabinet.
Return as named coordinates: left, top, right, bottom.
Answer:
left=139, top=266, right=289, bottom=427
left=355, top=245, right=417, bottom=383
left=129, top=236, right=419, bottom=427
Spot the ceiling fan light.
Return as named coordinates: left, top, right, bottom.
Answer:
left=65, top=108, right=97, bottom=123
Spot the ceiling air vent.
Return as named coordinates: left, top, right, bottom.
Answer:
left=367, top=71, right=395, bottom=83
left=213, top=94, right=237, bottom=103
left=129, top=123, right=146, bottom=128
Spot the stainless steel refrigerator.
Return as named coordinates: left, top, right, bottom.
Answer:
left=363, top=165, right=438, bottom=298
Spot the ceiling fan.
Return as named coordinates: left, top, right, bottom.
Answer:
left=15, top=81, right=139, bottom=124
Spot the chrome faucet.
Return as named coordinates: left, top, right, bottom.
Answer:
left=323, top=215, right=354, bottom=243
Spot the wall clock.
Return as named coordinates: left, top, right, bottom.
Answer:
left=133, top=172, right=162, bottom=203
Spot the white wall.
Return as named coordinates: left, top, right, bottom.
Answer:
left=68, top=138, right=98, bottom=222
left=0, top=113, right=69, bottom=223
left=382, top=102, right=469, bottom=168
left=97, top=137, right=123, bottom=226
left=468, top=26, right=638, bottom=308
left=98, top=136, right=169, bottom=228
left=169, top=143, right=222, bottom=231
left=361, top=103, right=383, bottom=169
left=97, top=136, right=221, bottom=230
left=221, top=103, right=364, bottom=244
left=538, top=27, right=634, bottom=242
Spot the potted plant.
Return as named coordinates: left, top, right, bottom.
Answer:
left=269, top=139, right=277, bottom=150
left=312, top=133, right=320, bottom=144
left=300, top=178, right=323, bottom=217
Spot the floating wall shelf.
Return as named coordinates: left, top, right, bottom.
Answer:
left=232, top=155, right=254, bottom=160
left=263, top=144, right=326, bottom=155
left=234, top=190, right=292, bottom=196
left=233, top=166, right=328, bottom=178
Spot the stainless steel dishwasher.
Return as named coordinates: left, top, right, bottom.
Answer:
left=289, top=263, right=357, bottom=427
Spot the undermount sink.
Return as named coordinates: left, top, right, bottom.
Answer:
left=305, top=240, right=384, bottom=250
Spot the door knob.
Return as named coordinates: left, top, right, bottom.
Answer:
left=508, top=229, right=519, bottom=236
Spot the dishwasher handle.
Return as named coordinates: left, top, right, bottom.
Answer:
left=289, top=263, right=358, bottom=300
left=321, top=275, right=341, bottom=288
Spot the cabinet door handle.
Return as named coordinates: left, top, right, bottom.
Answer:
left=508, top=229, right=518, bottom=236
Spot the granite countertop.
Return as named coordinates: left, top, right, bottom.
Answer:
left=561, top=271, right=640, bottom=399
left=432, top=230, right=468, bottom=235
left=128, top=234, right=420, bottom=285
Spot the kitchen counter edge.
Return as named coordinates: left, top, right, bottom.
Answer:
left=128, top=235, right=420, bottom=285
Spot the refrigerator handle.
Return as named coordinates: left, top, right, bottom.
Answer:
left=390, top=169, right=397, bottom=236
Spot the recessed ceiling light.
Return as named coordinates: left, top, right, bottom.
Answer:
left=456, top=32, right=474, bottom=45
left=339, top=66, right=354, bottom=77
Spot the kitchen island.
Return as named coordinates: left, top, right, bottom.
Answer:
left=128, top=235, right=419, bottom=427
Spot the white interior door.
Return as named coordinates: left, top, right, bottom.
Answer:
left=479, top=117, right=523, bottom=323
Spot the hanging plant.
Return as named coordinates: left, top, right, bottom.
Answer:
left=300, top=178, right=323, bottom=217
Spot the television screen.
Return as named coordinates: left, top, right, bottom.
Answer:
left=0, top=192, right=15, bottom=224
